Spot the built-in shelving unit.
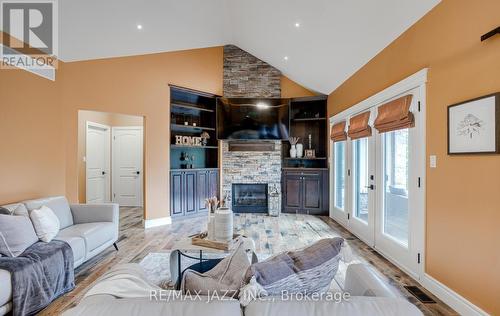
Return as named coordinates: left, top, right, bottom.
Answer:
left=282, top=96, right=328, bottom=169
left=169, top=85, right=220, bottom=219
left=281, top=95, right=329, bottom=215
left=169, top=85, right=219, bottom=170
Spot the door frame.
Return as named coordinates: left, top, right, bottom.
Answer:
left=329, top=68, right=427, bottom=279
left=86, top=121, right=111, bottom=203
left=111, top=126, right=144, bottom=207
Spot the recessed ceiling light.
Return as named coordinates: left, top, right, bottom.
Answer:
left=294, top=22, right=300, bottom=28
left=284, top=56, right=289, bottom=61
left=137, top=24, right=143, bottom=30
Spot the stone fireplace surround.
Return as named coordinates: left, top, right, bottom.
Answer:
left=221, top=45, right=283, bottom=216
left=221, top=141, right=281, bottom=216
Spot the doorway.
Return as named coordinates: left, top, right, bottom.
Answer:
left=79, top=110, right=144, bottom=208
left=330, top=70, right=426, bottom=279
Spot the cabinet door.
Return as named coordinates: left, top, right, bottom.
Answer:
left=303, top=173, right=322, bottom=212
left=184, top=171, right=197, bottom=214
left=170, top=171, right=184, bottom=216
left=283, top=173, right=303, bottom=213
left=208, top=170, right=219, bottom=199
left=197, top=171, right=209, bottom=212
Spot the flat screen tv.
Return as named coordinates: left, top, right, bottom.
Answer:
left=217, top=98, right=290, bottom=140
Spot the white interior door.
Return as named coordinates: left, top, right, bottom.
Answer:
left=86, top=122, right=111, bottom=204
left=112, top=127, right=143, bottom=207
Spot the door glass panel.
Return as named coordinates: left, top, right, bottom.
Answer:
left=334, top=141, right=345, bottom=210
left=353, top=138, right=369, bottom=223
left=383, top=129, right=409, bottom=246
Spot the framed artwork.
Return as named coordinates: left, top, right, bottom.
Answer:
left=304, top=149, right=316, bottom=158
left=448, top=92, right=500, bottom=154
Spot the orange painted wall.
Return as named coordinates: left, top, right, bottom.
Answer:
left=0, top=69, right=65, bottom=205
left=327, top=0, right=500, bottom=313
left=60, top=47, right=224, bottom=220
left=281, top=76, right=317, bottom=98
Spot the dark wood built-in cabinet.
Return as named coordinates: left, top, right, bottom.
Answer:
left=169, top=85, right=220, bottom=218
left=282, top=96, right=329, bottom=215
left=282, top=169, right=329, bottom=215
left=170, top=169, right=219, bottom=218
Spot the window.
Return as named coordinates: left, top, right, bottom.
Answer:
left=334, top=141, right=346, bottom=210
left=353, top=138, right=369, bottom=223
left=383, top=129, right=409, bottom=245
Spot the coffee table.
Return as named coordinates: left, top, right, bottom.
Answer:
left=170, top=236, right=256, bottom=289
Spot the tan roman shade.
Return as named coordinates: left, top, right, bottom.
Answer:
left=374, top=95, right=415, bottom=133
left=348, top=111, right=372, bottom=140
left=330, top=121, right=347, bottom=142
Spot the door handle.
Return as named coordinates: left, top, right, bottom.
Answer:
left=102, top=171, right=106, bottom=175
left=136, top=171, right=140, bottom=175
left=365, top=185, right=375, bottom=190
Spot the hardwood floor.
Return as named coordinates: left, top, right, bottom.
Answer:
left=39, top=207, right=457, bottom=315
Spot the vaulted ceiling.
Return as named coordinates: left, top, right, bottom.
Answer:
left=59, top=0, right=440, bottom=94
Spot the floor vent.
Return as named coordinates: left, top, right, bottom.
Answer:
left=404, top=286, right=436, bottom=304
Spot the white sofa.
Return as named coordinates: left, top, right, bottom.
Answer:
left=63, top=264, right=422, bottom=316
left=0, top=196, right=119, bottom=315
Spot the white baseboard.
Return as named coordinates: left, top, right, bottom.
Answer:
left=143, top=216, right=172, bottom=229
left=421, top=274, right=489, bottom=316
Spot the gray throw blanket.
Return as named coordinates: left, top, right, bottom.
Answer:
left=0, top=240, right=75, bottom=316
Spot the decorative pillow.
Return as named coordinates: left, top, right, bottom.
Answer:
left=244, top=237, right=344, bottom=296
left=0, top=204, right=29, bottom=216
left=0, top=214, right=39, bottom=257
left=181, top=242, right=251, bottom=297
left=29, top=205, right=61, bottom=242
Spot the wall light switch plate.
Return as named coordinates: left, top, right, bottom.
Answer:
left=429, top=155, right=437, bottom=168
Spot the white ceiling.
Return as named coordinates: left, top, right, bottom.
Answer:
left=59, top=0, right=440, bottom=94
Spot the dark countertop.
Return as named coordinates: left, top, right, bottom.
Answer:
left=170, top=168, right=219, bottom=171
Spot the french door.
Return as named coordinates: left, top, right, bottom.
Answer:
left=331, top=87, right=424, bottom=278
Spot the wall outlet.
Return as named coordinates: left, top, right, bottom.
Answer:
left=429, top=155, right=437, bottom=168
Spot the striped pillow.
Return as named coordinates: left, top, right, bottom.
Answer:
left=245, top=238, right=344, bottom=295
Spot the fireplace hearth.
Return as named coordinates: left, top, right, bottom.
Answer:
left=232, top=184, right=268, bottom=213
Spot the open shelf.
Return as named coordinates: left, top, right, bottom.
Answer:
left=171, top=101, right=215, bottom=113
left=170, top=85, right=219, bottom=171
left=292, top=117, right=326, bottom=122
left=283, top=96, right=328, bottom=169
left=171, top=124, right=216, bottom=132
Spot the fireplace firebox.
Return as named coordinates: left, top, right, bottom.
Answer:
left=232, top=184, right=268, bottom=213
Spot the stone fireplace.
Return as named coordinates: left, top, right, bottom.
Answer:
left=221, top=141, right=281, bottom=216
left=221, top=45, right=283, bottom=216
left=232, top=183, right=268, bottom=213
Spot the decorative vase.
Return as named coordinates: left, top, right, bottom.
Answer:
left=214, top=207, right=233, bottom=242
left=290, top=144, right=297, bottom=158
left=207, top=214, right=215, bottom=240
left=296, top=143, right=304, bottom=158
